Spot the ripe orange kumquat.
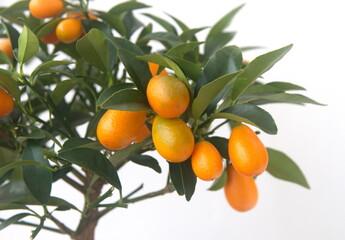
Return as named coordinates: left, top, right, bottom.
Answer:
left=55, top=18, right=84, bottom=44
left=0, top=88, right=14, bottom=118
left=0, top=38, right=13, bottom=60
left=148, top=62, right=168, bottom=76
left=29, top=0, right=64, bottom=19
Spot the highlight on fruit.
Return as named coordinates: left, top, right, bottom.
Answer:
left=0, top=0, right=320, bottom=239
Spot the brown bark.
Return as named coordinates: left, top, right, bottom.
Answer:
left=73, top=173, right=104, bottom=240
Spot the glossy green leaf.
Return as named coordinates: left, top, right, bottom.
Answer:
left=168, top=57, right=202, bottom=81
left=18, top=26, right=39, bottom=64
left=208, top=168, right=227, bottom=191
left=0, top=51, right=12, bottom=65
left=36, top=18, right=62, bottom=38
left=180, top=27, right=207, bottom=42
left=51, top=79, right=81, bottom=105
left=139, top=32, right=183, bottom=46
left=206, top=137, right=229, bottom=160
left=0, top=1, right=28, bottom=16
left=231, top=44, right=293, bottom=101
left=31, top=60, right=74, bottom=78
left=85, top=109, right=106, bottom=138
left=76, top=29, right=110, bottom=72
left=266, top=81, right=306, bottom=91
left=81, top=19, right=113, bottom=36
left=136, top=54, right=189, bottom=87
left=267, top=148, right=310, bottom=189
left=123, top=11, right=143, bottom=38
left=0, top=70, right=20, bottom=101
left=166, top=42, right=203, bottom=58
left=204, top=32, right=236, bottom=60
left=22, top=140, right=52, bottom=204
left=167, top=14, right=189, bottom=31
left=109, top=1, right=150, bottom=14
left=117, top=48, right=152, bottom=93
left=213, top=104, right=277, bottom=134
left=0, top=203, right=28, bottom=211
left=59, top=145, right=121, bottom=190
left=196, top=45, right=242, bottom=94
left=109, top=36, right=144, bottom=55
left=249, top=93, right=324, bottom=106
left=2, top=20, right=20, bottom=50
left=143, top=13, right=177, bottom=34
left=169, top=159, right=196, bottom=201
left=129, top=154, right=161, bottom=173
left=192, top=71, right=240, bottom=119
left=97, top=88, right=149, bottom=111
left=207, top=4, right=244, bottom=40
left=0, top=213, right=32, bottom=231
left=97, top=83, right=134, bottom=105
left=99, top=13, right=126, bottom=36
left=59, top=138, right=102, bottom=152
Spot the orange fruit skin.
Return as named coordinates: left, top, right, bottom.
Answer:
left=41, top=31, right=60, bottom=45
left=228, top=125, right=268, bottom=177
left=152, top=116, right=194, bottom=163
left=224, top=165, right=258, bottom=212
left=135, top=123, right=151, bottom=143
left=148, top=62, right=168, bottom=76
left=191, top=141, right=223, bottom=181
left=0, top=38, right=13, bottom=60
left=56, top=19, right=83, bottom=44
left=67, top=11, right=98, bottom=20
left=29, top=0, right=64, bottom=19
left=147, top=75, right=190, bottom=118
left=0, top=88, right=14, bottom=118
left=96, top=110, right=147, bottom=150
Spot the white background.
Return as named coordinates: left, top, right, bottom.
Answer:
left=1, top=0, right=345, bottom=239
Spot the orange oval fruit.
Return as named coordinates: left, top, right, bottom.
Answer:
left=191, top=141, right=223, bottom=181
left=0, top=38, right=13, bottom=60
left=67, top=11, right=98, bottom=20
left=0, top=88, right=14, bottom=118
left=41, top=31, right=60, bottom=45
left=147, top=75, right=190, bottom=118
left=228, top=124, right=268, bottom=177
left=56, top=18, right=83, bottom=44
left=148, top=62, right=168, bottom=76
left=152, top=115, right=194, bottom=163
left=224, top=165, right=258, bottom=212
left=29, top=0, right=64, bottom=19
left=96, top=110, right=147, bottom=150
left=135, top=123, right=151, bottom=143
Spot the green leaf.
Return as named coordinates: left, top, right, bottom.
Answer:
left=266, top=148, right=310, bottom=189
left=192, top=71, right=240, bottom=119
left=0, top=213, right=32, bottom=231
left=0, top=70, right=20, bottom=101
left=208, top=168, right=227, bottom=191
left=180, top=27, right=208, bottom=42
left=36, top=18, right=62, bottom=38
left=123, top=11, right=143, bottom=38
left=59, top=138, right=102, bottom=152
left=206, top=137, right=229, bottom=160
left=0, top=160, right=54, bottom=178
left=99, top=13, right=126, bottom=36
left=109, top=1, right=150, bottom=14
left=108, top=36, right=144, bottom=55
left=31, top=217, right=44, bottom=239
left=51, top=79, right=81, bottom=105
left=0, top=147, right=19, bottom=167
left=136, top=54, right=189, bottom=89
left=59, top=145, right=121, bottom=190
left=97, top=83, right=135, bottom=105
left=22, top=140, right=52, bottom=204
left=31, top=60, right=74, bottom=78
left=18, top=26, right=39, bottom=64
left=129, top=154, right=161, bottom=173
left=169, top=159, right=196, bottom=201
left=204, top=32, right=236, bottom=60
left=250, top=93, right=324, bottom=106
left=81, top=19, right=113, bottom=36
left=167, top=14, right=189, bottom=32
left=117, top=48, right=152, bottom=93
left=207, top=4, right=244, bottom=40
left=231, top=44, right=293, bottom=102
left=2, top=19, right=20, bottom=50
left=97, top=88, right=149, bottom=111
left=76, top=29, right=110, bottom=72
left=168, top=57, right=202, bottom=82
left=0, top=203, right=29, bottom=211
left=86, top=109, right=106, bottom=138
left=0, top=180, right=30, bottom=203
left=166, top=42, right=203, bottom=58
left=0, top=51, right=12, bottom=65
left=139, top=32, right=183, bottom=46
left=196, top=45, right=242, bottom=94
left=266, top=81, right=306, bottom=91
left=0, top=1, right=28, bottom=16
left=213, top=104, right=277, bottom=134
left=143, top=13, right=177, bottom=34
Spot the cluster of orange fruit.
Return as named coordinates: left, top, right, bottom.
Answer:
left=96, top=63, right=269, bottom=212
left=29, top=0, right=97, bottom=44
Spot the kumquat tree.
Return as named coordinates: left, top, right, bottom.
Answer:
left=0, top=0, right=322, bottom=239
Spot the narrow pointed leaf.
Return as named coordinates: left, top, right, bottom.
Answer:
left=109, top=1, right=150, bottom=14
left=0, top=70, right=20, bottom=101
left=204, top=32, right=236, bottom=60
left=18, top=26, right=39, bottom=64
left=166, top=42, right=203, bottom=58
left=206, top=137, right=229, bottom=160
left=267, top=148, right=310, bottom=189
left=250, top=93, right=325, bottom=106
left=143, top=13, right=177, bottom=34
left=129, top=155, right=161, bottom=173
left=266, top=81, right=306, bottom=91
left=0, top=213, right=32, bottom=231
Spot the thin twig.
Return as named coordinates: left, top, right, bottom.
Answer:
left=45, top=213, right=75, bottom=237
left=71, top=167, right=86, bottom=183
left=0, top=218, right=62, bottom=234
left=62, top=176, right=85, bottom=194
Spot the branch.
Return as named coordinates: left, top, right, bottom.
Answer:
left=71, top=167, right=86, bottom=183
left=0, top=218, right=62, bottom=234
left=62, top=175, right=85, bottom=194
left=45, top=213, right=75, bottom=237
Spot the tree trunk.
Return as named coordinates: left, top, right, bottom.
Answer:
left=73, top=173, right=104, bottom=240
